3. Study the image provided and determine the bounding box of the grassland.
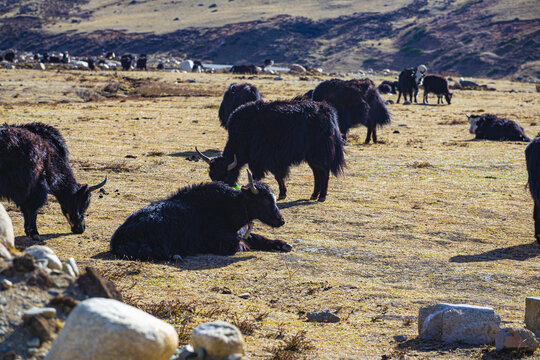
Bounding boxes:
[1,68,539,359]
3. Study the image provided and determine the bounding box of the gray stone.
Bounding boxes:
[191,321,244,358]
[0,203,14,251]
[23,307,56,323]
[306,310,340,323]
[1,279,12,290]
[418,303,501,345]
[495,327,539,351]
[0,244,11,260]
[67,258,80,277]
[273,76,283,81]
[393,335,408,342]
[238,293,250,299]
[525,296,540,332]
[25,246,62,271]
[27,338,40,348]
[46,298,178,360]
[63,262,76,277]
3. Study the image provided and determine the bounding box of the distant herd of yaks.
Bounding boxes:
[0,66,538,263]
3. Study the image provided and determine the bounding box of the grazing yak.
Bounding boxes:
[0,123,107,239]
[422,75,452,105]
[121,55,133,71]
[136,55,147,70]
[467,114,530,142]
[111,171,292,261]
[230,65,259,74]
[525,134,540,245]
[312,78,391,143]
[397,65,427,103]
[218,83,262,129]
[378,80,398,94]
[197,99,345,202]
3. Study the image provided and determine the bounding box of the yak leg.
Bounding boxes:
[21,182,48,240]
[534,204,540,244]
[309,165,321,200]
[244,233,292,252]
[317,171,330,202]
[22,207,40,240]
[365,127,373,144]
[423,91,428,104]
[274,175,287,200]
[372,127,378,143]
[396,91,402,104]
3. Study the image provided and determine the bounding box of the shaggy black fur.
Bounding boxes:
[230,65,258,74]
[218,83,262,129]
[136,55,147,70]
[0,123,106,239]
[121,54,133,71]
[110,181,291,261]
[422,75,452,105]
[397,68,421,103]
[526,134,540,245]
[312,78,391,143]
[468,114,530,141]
[202,99,345,201]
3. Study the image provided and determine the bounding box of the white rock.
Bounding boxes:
[27,338,40,348]
[1,279,12,290]
[0,244,11,260]
[62,262,76,277]
[181,60,194,72]
[191,321,244,358]
[39,63,46,70]
[0,203,15,250]
[23,307,56,322]
[525,296,540,332]
[67,257,80,277]
[419,303,501,345]
[495,327,539,351]
[46,298,178,360]
[25,246,62,271]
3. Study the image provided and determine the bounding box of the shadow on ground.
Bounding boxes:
[449,241,539,263]
[15,233,71,249]
[169,149,221,158]
[278,199,316,209]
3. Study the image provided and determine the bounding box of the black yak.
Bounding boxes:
[422,75,452,105]
[292,89,313,102]
[525,134,540,245]
[378,80,398,94]
[312,78,391,143]
[110,171,291,261]
[197,99,345,202]
[4,52,15,62]
[230,65,258,74]
[467,114,530,142]
[397,65,426,103]
[121,55,133,71]
[0,123,107,239]
[136,55,147,70]
[218,83,262,129]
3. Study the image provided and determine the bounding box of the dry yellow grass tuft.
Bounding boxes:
[1,69,539,359]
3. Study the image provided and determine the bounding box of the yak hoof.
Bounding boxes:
[281,243,293,252]
[310,194,318,201]
[30,233,41,241]
[278,194,287,201]
[317,197,326,202]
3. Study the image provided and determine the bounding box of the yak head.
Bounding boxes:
[196,147,240,186]
[445,92,453,105]
[241,170,285,228]
[466,114,481,134]
[61,176,107,234]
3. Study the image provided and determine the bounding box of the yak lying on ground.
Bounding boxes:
[197,99,345,202]
[467,114,530,141]
[312,78,391,143]
[397,65,426,103]
[230,65,258,74]
[218,83,262,129]
[378,80,398,94]
[292,89,313,102]
[0,123,107,239]
[111,172,291,261]
[422,75,452,105]
[525,134,540,245]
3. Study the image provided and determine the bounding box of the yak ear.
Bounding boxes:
[77,184,89,195]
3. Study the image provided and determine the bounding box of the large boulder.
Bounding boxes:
[525,296,540,332]
[191,321,244,358]
[0,203,14,250]
[289,64,307,73]
[418,303,501,345]
[25,246,62,270]
[495,327,539,351]
[181,60,194,72]
[45,298,178,360]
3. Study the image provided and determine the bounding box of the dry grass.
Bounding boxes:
[1,69,539,359]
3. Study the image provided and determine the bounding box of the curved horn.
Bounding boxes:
[88,176,107,193]
[246,169,259,195]
[195,147,212,164]
[227,154,238,171]
[465,113,471,119]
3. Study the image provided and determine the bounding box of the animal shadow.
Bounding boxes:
[169,149,221,158]
[449,241,539,263]
[395,338,480,353]
[278,199,316,209]
[14,233,70,248]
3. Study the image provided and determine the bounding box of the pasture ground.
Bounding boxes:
[0,69,539,359]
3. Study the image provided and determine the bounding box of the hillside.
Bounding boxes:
[0,0,539,77]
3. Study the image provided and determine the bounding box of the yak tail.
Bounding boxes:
[526,140,540,205]
[329,123,346,177]
[371,91,391,128]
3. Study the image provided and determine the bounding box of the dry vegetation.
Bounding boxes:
[1,69,539,359]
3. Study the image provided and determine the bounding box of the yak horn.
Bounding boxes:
[88,176,108,192]
[195,147,212,164]
[246,169,259,195]
[465,113,471,119]
[227,154,238,171]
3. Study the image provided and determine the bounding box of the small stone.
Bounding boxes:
[306,310,340,323]
[23,307,56,323]
[393,130,400,134]
[67,258,80,277]
[238,293,250,299]
[28,315,56,342]
[13,254,35,272]
[1,279,13,290]
[525,296,540,332]
[0,297,7,305]
[25,246,62,271]
[191,321,244,358]
[273,76,283,81]
[27,348,39,356]
[63,263,76,277]
[77,267,122,300]
[27,338,40,348]
[495,327,539,351]
[393,335,408,342]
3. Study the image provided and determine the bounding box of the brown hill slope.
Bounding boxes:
[0,0,539,77]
